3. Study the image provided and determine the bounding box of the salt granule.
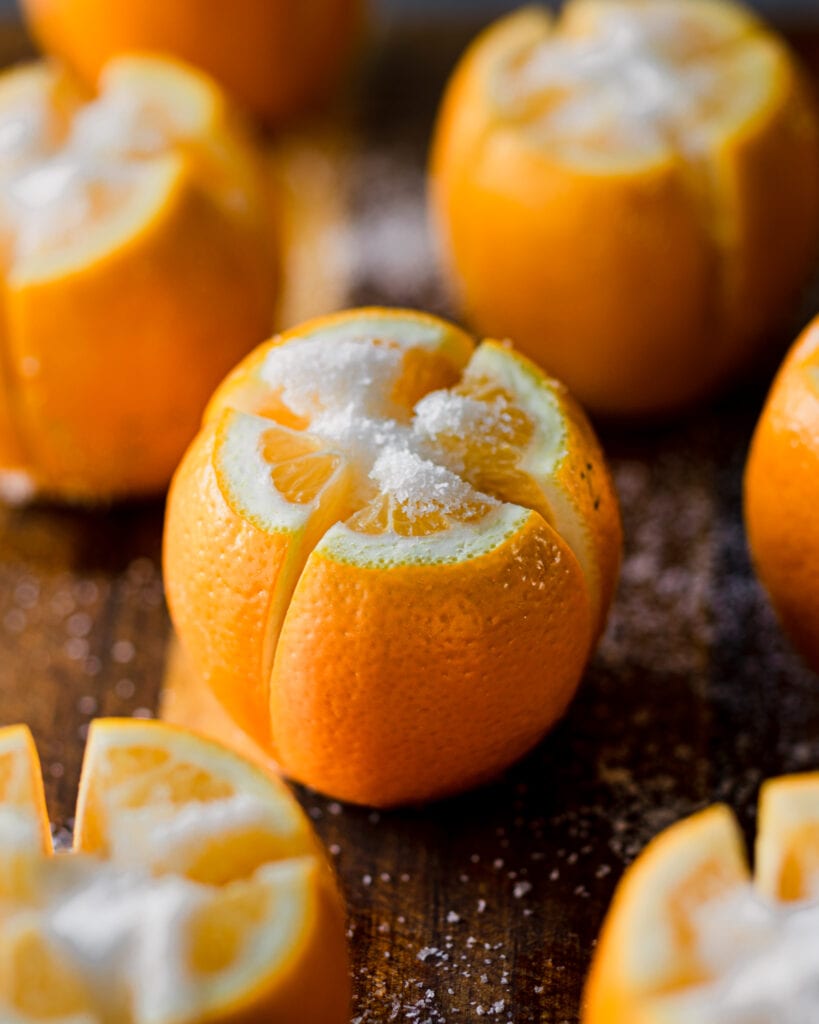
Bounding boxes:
[0,77,178,261]
[370,449,494,519]
[260,335,405,421]
[505,2,723,155]
[413,390,496,440]
[259,333,505,521]
[663,885,819,1021]
[45,859,208,1020]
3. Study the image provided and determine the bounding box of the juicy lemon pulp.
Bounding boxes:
[261,427,344,506]
[345,489,498,538]
[232,331,547,539]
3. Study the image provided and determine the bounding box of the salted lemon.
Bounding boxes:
[431,0,819,416]
[164,307,622,807]
[0,55,277,503]
[0,719,350,1024]
[584,774,819,1023]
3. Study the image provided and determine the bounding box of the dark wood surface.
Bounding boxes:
[2,15,819,1024]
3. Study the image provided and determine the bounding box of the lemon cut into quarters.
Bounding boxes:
[430,0,819,417]
[0,54,277,502]
[0,720,351,1024]
[165,307,622,806]
[583,773,819,1024]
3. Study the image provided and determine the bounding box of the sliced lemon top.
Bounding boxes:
[598,775,819,1024]
[0,721,345,1024]
[210,308,606,580]
[0,852,321,1024]
[491,0,786,169]
[0,56,230,282]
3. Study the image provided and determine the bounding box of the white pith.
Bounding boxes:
[464,343,600,603]
[216,411,339,533]
[319,502,535,567]
[0,725,321,1024]
[494,0,779,166]
[0,805,38,852]
[216,315,582,570]
[289,313,469,360]
[0,731,42,856]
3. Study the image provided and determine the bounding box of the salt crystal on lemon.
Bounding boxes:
[260,336,405,420]
[662,884,819,1022]
[505,2,723,156]
[371,448,493,518]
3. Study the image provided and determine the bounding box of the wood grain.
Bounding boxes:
[1,14,818,1024]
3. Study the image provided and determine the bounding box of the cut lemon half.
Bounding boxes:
[0,720,350,1024]
[0,55,277,502]
[584,774,819,1024]
[165,306,621,806]
[430,0,819,415]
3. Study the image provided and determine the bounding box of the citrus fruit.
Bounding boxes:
[0,55,277,503]
[745,315,819,674]
[0,725,52,879]
[0,719,351,1024]
[164,306,622,807]
[21,0,364,126]
[584,773,819,1023]
[430,0,819,417]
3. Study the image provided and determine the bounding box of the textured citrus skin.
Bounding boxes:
[163,416,331,752]
[21,0,363,125]
[430,2,819,417]
[270,510,590,806]
[0,719,351,1024]
[476,341,622,638]
[583,774,819,1024]
[553,381,622,639]
[0,57,278,502]
[745,317,819,673]
[165,307,620,807]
